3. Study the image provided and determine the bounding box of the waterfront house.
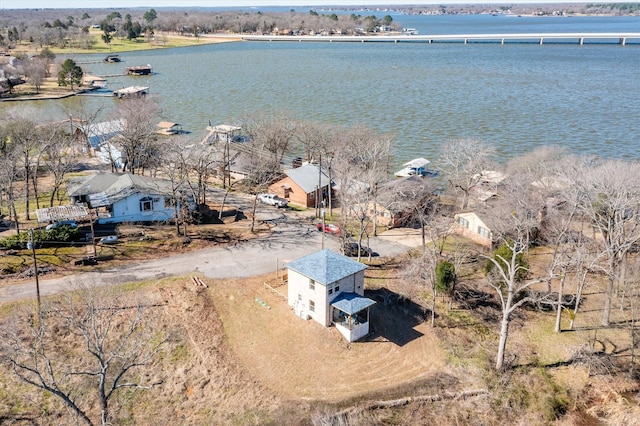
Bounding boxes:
[371,175,433,228]
[74,119,124,151]
[98,139,126,171]
[268,163,333,208]
[66,172,194,224]
[469,170,506,205]
[453,210,495,248]
[286,249,375,342]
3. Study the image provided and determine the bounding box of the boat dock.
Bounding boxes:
[112,86,149,98]
[242,32,640,45]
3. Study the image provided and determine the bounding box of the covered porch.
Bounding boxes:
[331,293,376,342]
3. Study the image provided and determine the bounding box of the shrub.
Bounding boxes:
[0,226,79,250]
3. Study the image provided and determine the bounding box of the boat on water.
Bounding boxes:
[394,157,437,178]
[402,28,419,35]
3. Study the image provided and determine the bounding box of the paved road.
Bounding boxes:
[0,205,415,304]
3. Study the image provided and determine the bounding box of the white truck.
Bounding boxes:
[257,193,288,208]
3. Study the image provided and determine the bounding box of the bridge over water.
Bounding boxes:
[242,33,640,45]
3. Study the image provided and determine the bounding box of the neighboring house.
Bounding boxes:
[99,139,125,171]
[66,173,194,224]
[286,249,376,342]
[268,163,333,208]
[74,120,124,151]
[371,175,430,228]
[469,170,506,205]
[453,210,495,248]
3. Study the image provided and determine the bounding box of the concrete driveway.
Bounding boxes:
[0,209,419,304]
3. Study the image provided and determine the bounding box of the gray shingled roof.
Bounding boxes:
[331,292,376,315]
[66,173,177,206]
[285,249,367,285]
[285,164,331,194]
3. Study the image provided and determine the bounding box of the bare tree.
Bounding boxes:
[63,98,105,154]
[483,180,544,370]
[575,159,640,326]
[30,122,67,211]
[0,283,165,426]
[162,140,208,235]
[379,176,443,248]
[4,106,41,221]
[402,250,438,326]
[182,143,221,207]
[623,270,640,378]
[332,124,391,259]
[41,128,79,207]
[244,110,296,166]
[24,56,46,93]
[438,138,496,210]
[112,97,161,175]
[507,148,580,333]
[0,123,21,227]
[294,120,339,216]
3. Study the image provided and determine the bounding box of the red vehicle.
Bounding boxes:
[316,222,340,235]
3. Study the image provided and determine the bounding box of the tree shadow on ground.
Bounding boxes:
[366,287,425,347]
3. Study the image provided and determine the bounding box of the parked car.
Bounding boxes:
[46,220,78,230]
[257,193,288,208]
[342,241,373,257]
[316,222,341,235]
[99,235,119,245]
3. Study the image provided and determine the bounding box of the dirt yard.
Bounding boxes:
[208,273,454,402]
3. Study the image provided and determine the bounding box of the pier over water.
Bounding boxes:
[242,33,640,46]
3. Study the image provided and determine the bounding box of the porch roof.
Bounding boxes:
[331,292,376,315]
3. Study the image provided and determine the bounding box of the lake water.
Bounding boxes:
[3,14,639,168]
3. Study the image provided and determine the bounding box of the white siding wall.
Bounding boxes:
[99,194,177,224]
[287,269,323,323]
[288,268,366,327]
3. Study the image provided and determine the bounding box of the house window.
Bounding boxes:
[457,216,469,228]
[328,287,333,295]
[309,300,315,312]
[309,279,315,291]
[478,226,490,238]
[139,197,153,212]
[335,285,340,293]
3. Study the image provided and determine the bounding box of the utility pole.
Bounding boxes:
[88,207,97,257]
[28,229,41,319]
[321,208,326,250]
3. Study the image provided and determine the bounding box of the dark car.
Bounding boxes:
[342,242,373,257]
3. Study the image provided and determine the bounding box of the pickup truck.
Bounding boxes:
[257,193,288,208]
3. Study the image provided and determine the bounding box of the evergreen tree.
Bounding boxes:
[57,59,83,91]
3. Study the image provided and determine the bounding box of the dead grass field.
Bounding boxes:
[208,273,452,403]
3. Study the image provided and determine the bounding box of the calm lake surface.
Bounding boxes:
[4,14,639,168]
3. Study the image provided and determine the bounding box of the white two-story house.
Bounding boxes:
[286,249,376,342]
